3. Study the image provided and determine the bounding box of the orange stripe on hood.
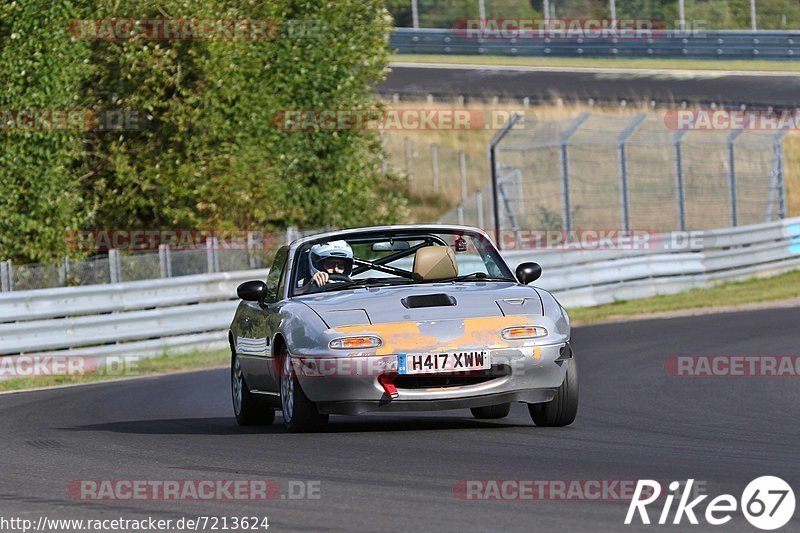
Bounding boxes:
[333,315,536,355]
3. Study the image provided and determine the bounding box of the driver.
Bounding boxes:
[308,240,354,287]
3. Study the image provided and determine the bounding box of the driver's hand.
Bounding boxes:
[311,271,329,286]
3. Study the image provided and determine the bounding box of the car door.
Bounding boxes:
[236,246,289,392]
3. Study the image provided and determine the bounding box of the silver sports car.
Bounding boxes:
[229,225,577,432]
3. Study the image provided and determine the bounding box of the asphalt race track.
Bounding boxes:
[1,307,798,532]
[381,63,800,108]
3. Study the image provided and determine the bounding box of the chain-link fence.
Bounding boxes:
[0,228,327,292]
[440,113,790,237]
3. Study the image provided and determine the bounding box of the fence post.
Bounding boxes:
[431,144,439,193]
[285,226,298,244]
[108,249,121,283]
[487,114,523,249]
[617,114,647,232]
[457,204,465,225]
[206,236,219,273]
[213,237,220,272]
[673,130,688,232]
[159,244,172,278]
[559,113,591,236]
[247,233,259,270]
[404,137,413,190]
[727,130,744,226]
[776,131,789,219]
[60,256,71,286]
[476,189,484,229]
[0,260,12,292]
[459,151,468,203]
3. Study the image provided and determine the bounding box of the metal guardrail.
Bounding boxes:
[0,270,267,357]
[390,28,800,60]
[503,218,800,307]
[0,219,798,358]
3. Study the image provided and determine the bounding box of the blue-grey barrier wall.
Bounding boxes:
[390,28,800,61]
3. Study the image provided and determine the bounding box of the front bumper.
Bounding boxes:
[292,342,570,415]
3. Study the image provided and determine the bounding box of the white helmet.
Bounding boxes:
[309,240,353,277]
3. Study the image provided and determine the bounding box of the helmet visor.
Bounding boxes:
[311,253,353,275]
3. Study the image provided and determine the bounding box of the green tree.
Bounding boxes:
[81,0,405,234]
[0,1,90,263]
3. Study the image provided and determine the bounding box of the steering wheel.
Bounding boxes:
[328,273,352,283]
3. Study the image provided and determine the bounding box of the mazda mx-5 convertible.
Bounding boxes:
[229,225,577,432]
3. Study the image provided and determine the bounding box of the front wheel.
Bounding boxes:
[280,352,329,432]
[529,357,578,427]
[232,352,275,426]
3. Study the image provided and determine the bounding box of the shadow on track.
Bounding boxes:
[60,414,534,435]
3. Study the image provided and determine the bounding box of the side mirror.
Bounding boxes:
[237,280,268,302]
[515,262,542,285]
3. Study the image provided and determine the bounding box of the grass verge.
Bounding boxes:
[391,54,800,73]
[0,348,229,393]
[568,269,800,325]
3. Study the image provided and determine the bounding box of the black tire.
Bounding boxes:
[232,352,275,426]
[529,357,579,427]
[470,403,511,419]
[279,352,329,433]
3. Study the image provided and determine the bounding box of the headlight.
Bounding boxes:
[501,326,547,340]
[329,336,382,349]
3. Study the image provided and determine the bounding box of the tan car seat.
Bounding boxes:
[412,246,458,281]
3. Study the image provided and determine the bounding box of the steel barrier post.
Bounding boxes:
[487,113,523,248]
[559,113,591,237]
[728,130,744,226]
[431,144,439,193]
[109,249,120,283]
[617,114,647,232]
[674,130,689,232]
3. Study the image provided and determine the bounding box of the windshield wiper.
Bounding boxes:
[444,272,516,282]
[317,277,411,292]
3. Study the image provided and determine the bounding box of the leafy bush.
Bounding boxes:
[0,1,90,263]
[1,0,405,264]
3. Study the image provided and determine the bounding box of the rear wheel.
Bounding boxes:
[232,352,275,426]
[280,352,329,432]
[470,403,511,419]
[529,358,578,427]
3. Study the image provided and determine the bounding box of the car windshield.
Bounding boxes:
[290,229,515,295]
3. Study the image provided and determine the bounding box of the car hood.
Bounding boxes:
[296,282,543,328]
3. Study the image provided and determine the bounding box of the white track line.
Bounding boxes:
[0,365,226,396]
[389,61,800,78]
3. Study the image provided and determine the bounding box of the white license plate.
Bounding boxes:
[397,351,490,375]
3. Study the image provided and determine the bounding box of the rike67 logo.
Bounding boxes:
[626,477,796,530]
